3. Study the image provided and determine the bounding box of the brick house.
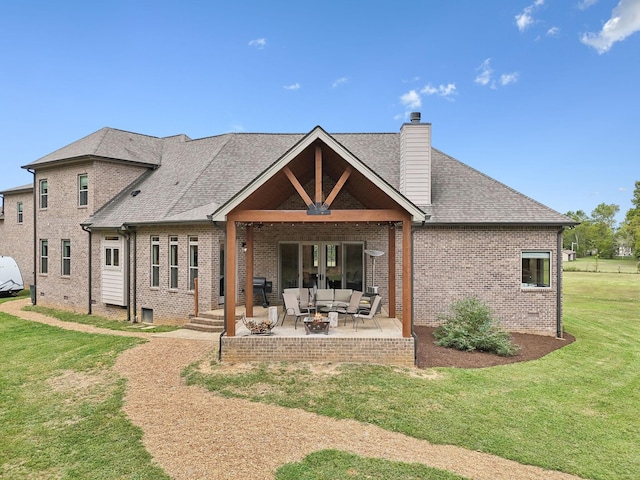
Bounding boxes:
[0,112,575,365]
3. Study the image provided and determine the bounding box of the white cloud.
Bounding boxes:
[547,26,560,36]
[332,77,349,88]
[515,0,545,32]
[474,58,493,86]
[581,0,640,53]
[283,83,300,90]
[619,186,628,192]
[400,90,421,109]
[248,38,267,49]
[421,83,457,98]
[500,72,520,85]
[579,0,600,9]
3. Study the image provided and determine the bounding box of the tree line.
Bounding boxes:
[563,181,640,259]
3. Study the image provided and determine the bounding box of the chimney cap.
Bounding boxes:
[410,112,421,123]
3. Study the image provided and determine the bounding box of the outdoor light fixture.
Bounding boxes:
[364,249,384,294]
[242,242,247,253]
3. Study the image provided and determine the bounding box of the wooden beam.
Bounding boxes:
[402,219,412,338]
[225,220,237,336]
[229,209,407,223]
[315,145,322,204]
[388,225,396,318]
[283,166,313,207]
[324,166,351,208]
[245,225,253,317]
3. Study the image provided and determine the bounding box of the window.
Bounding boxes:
[105,245,120,267]
[39,179,48,209]
[17,202,23,223]
[61,240,71,276]
[189,236,198,290]
[78,174,88,206]
[151,236,160,287]
[522,251,550,287]
[40,240,48,274]
[169,236,178,289]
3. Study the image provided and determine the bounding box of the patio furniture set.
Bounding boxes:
[281,288,383,333]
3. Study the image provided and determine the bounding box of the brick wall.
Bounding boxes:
[412,226,561,335]
[0,189,35,287]
[34,161,148,313]
[222,335,415,367]
[90,225,222,324]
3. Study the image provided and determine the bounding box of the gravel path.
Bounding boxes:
[2,298,585,480]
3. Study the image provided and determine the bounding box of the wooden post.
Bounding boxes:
[194,277,199,318]
[402,218,412,338]
[388,225,396,318]
[225,220,237,336]
[245,225,254,317]
[315,145,322,204]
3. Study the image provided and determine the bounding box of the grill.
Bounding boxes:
[252,277,272,308]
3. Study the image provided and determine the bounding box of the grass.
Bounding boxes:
[185,272,640,480]
[0,307,170,479]
[23,304,179,333]
[564,256,639,273]
[276,450,468,480]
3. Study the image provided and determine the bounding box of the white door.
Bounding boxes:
[101,236,126,306]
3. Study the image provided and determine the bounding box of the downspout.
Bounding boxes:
[411,220,428,365]
[81,224,92,314]
[212,220,226,361]
[556,227,564,339]
[118,225,131,322]
[132,228,138,323]
[27,168,37,305]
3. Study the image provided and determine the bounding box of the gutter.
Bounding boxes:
[557,227,564,338]
[81,224,92,314]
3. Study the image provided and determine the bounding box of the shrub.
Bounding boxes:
[433,296,519,356]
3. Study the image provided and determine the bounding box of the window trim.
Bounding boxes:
[521,250,551,288]
[78,173,88,207]
[189,236,198,291]
[151,236,160,288]
[169,236,179,289]
[61,239,71,276]
[39,179,48,209]
[40,239,48,275]
[17,201,23,224]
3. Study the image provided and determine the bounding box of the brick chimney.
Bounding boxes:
[400,112,431,207]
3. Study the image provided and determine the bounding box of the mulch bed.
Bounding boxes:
[414,326,575,369]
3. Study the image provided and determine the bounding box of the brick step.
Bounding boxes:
[182,322,224,333]
[181,312,243,333]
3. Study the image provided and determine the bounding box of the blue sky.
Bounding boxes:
[1,0,639,223]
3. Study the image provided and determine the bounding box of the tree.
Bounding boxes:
[589,203,619,259]
[620,181,640,257]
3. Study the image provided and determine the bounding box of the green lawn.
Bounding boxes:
[185,272,640,480]
[0,304,170,479]
[564,256,639,273]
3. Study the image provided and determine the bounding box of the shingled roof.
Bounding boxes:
[22,126,572,228]
[23,128,166,168]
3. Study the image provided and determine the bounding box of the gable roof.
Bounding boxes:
[209,126,426,222]
[20,125,572,228]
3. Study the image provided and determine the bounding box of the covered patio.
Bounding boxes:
[218,304,415,366]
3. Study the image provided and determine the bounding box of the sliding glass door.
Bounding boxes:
[279,242,364,294]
